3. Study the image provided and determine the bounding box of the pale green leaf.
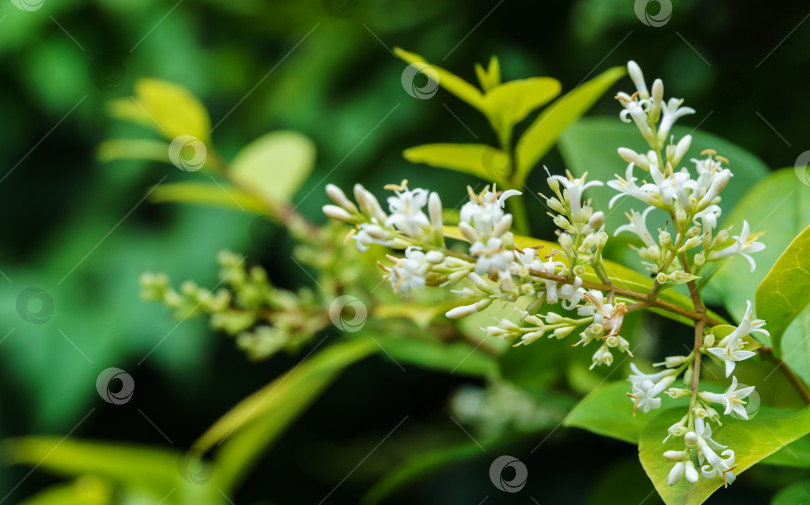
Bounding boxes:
[403,143,508,184]
[639,406,810,505]
[197,338,377,493]
[516,66,625,183]
[108,78,211,142]
[756,225,810,354]
[762,435,810,468]
[394,48,485,111]
[771,481,810,505]
[474,56,500,92]
[3,437,182,495]
[564,381,688,444]
[150,182,267,214]
[96,139,171,164]
[482,77,561,141]
[228,131,316,207]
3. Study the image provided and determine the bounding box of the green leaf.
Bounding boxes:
[96,139,171,164]
[756,225,810,355]
[515,66,625,183]
[150,181,267,214]
[639,406,810,505]
[394,48,486,111]
[3,437,182,495]
[16,478,112,505]
[710,169,810,382]
[564,380,688,444]
[482,77,561,142]
[474,56,500,92]
[403,143,508,184]
[771,481,810,505]
[762,435,810,468]
[228,131,316,207]
[557,117,769,230]
[108,78,211,142]
[375,335,498,378]
[196,338,377,493]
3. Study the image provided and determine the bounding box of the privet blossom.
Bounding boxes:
[322,60,766,489]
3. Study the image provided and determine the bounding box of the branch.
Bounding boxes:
[527,268,723,326]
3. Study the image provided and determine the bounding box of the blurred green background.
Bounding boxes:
[1,0,809,503]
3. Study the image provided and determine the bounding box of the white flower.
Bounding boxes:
[385,186,430,237]
[630,375,675,414]
[354,219,393,252]
[708,220,766,271]
[657,97,695,144]
[706,345,756,378]
[628,363,677,384]
[470,237,514,276]
[460,187,520,241]
[558,276,585,310]
[707,300,767,376]
[388,246,433,295]
[697,436,737,487]
[701,376,756,419]
[615,206,657,249]
[549,173,604,223]
[531,258,566,304]
[607,163,656,208]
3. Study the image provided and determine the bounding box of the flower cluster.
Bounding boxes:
[323,60,769,490]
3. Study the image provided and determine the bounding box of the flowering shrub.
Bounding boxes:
[9,52,810,505]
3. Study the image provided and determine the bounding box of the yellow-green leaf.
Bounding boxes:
[394,48,486,111]
[150,181,267,214]
[516,66,625,182]
[17,478,112,505]
[482,77,561,138]
[228,131,316,207]
[756,225,810,355]
[108,78,211,142]
[197,338,377,493]
[474,56,500,92]
[639,406,810,505]
[403,143,508,184]
[96,139,171,164]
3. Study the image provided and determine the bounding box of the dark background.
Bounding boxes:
[1,0,808,503]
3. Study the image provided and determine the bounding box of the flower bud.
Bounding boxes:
[553,326,575,339]
[326,183,357,212]
[656,272,668,284]
[627,60,648,99]
[587,211,605,230]
[684,431,698,447]
[703,332,715,347]
[650,78,664,123]
[573,264,587,276]
[672,135,692,167]
[664,450,686,461]
[323,204,353,222]
[428,192,443,229]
